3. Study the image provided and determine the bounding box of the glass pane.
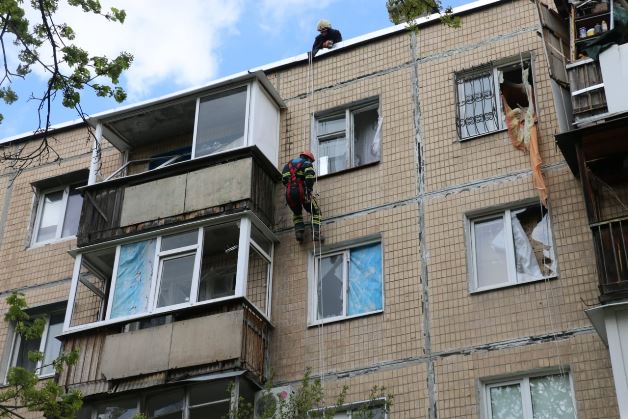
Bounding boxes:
[353,108,380,166]
[198,223,239,302]
[14,335,41,372]
[156,254,196,307]
[40,313,64,376]
[247,246,270,313]
[318,254,344,319]
[37,190,63,242]
[71,248,114,327]
[61,187,83,237]
[110,240,156,319]
[318,136,348,175]
[189,380,231,406]
[189,402,230,419]
[530,375,576,419]
[195,88,247,157]
[474,217,510,289]
[96,399,138,419]
[512,207,556,282]
[251,224,272,255]
[352,407,386,419]
[147,389,184,419]
[489,384,524,419]
[348,243,383,316]
[161,230,198,251]
[317,115,345,136]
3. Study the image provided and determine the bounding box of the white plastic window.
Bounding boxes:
[485,374,576,419]
[469,205,556,292]
[33,184,84,244]
[6,311,64,380]
[315,100,381,176]
[312,242,383,324]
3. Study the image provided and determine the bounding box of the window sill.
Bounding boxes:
[469,275,558,295]
[317,160,379,180]
[28,235,76,250]
[307,309,383,328]
[458,127,508,142]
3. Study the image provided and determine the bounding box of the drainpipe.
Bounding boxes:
[88,122,103,185]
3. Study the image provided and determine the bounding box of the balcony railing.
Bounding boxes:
[566,59,608,121]
[58,299,271,396]
[78,147,278,246]
[591,217,628,302]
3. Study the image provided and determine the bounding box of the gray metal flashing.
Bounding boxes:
[585,301,628,345]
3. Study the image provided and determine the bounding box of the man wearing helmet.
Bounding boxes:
[312,19,342,57]
[282,151,322,243]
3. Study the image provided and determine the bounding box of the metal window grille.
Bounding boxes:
[455,67,502,140]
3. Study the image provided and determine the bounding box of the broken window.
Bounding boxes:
[313,241,383,323]
[469,204,556,292]
[484,374,576,419]
[194,87,248,158]
[456,58,533,140]
[66,218,273,331]
[314,99,381,176]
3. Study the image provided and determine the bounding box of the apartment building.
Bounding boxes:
[0,0,625,417]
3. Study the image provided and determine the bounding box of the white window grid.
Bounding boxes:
[313,100,380,175]
[309,398,389,418]
[31,184,81,246]
[5,313,61,382]
[468,207,555,293]
[482,373,577,419]
[65,216,274,333]
[309,240,384,326]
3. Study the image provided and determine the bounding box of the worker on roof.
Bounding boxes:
[312,19,342,57]
[282,151,323,243]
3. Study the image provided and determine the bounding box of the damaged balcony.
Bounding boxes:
[59,216,274,395]
[556,114,628,302]
[79,71,284,246]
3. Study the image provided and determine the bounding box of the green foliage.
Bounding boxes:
[386,0,461,30]
[228,368,393,419]
[0,0,132,161]
[1,293,82,418]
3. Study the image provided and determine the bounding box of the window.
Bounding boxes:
[312,241,383,324]
[33,184,84,244]
[455,59,533,140]
[484,374,576,419]
[193,87,248,158]
[468,204,556,292]
[67,217,274,330]
[310,400,388,419]
[314,99,381,175]
[6,311,64,380]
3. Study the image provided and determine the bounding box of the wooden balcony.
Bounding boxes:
[566,59,607,120]
[78,147,279,247]
[591,217,628,302]
[58,299,271,396]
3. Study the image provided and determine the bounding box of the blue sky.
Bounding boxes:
[1,0,469,139]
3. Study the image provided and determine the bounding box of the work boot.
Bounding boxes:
[295,230,304,243]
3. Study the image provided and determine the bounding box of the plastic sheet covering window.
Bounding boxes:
[110,239,156,319]
[511,209,556,281]
[347,242,383,316]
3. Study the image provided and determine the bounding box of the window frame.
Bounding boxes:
[455,57,534,141]
[4,310,64,382]
[65,215,275,333]
[309,238,384,326]
[31,183,84,246]
[309,397,389,418]
[467,204,557,293]
[313,98,381,176]
[481,372,577,419]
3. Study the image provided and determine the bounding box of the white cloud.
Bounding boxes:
[26,0,244,100]
[258,0,337,32]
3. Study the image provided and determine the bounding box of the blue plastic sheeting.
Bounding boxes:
[347,243,383,316]
[110,239,156,319]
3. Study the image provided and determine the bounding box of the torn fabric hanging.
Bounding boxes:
[501,66,549,206]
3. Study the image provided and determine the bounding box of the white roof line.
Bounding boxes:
[0,118,85,147]
[0,0,501,145]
